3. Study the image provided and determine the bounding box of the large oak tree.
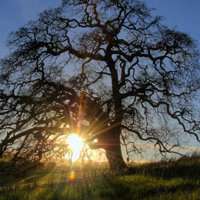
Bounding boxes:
[1,0,200,172]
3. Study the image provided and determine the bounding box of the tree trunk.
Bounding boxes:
[90,128,127,173]
[103,128,128,173]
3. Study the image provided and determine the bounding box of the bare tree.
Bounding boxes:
[1,0,200,172]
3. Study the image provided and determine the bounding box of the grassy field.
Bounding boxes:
[1,157,200,200]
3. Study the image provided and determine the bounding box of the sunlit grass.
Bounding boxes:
[1,156,200,200]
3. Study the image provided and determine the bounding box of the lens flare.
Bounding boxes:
[68,170,76,182]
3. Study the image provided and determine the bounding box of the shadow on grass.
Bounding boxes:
[129,156,200,180]
[104,176,200,200]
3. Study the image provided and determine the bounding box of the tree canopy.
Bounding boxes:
[0,0,200,172]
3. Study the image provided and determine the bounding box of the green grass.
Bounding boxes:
[1,157,200,200]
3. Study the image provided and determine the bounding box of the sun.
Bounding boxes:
[66,134,85,162]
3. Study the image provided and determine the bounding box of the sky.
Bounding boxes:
[0,0,60,57]
[0,0,200,58]
[144,0,200,43]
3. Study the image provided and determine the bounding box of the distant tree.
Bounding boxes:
[0,0,200,172]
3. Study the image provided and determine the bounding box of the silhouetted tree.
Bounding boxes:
[1,0,200,172]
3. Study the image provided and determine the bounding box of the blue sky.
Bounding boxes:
[0,0,200,58]
[144,0,200,42]
[0,0,60,57]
